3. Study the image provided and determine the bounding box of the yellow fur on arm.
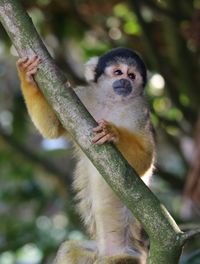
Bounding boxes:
[19,74,65,139]
[116,127,154,177]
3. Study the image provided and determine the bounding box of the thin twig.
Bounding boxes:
[180,228,200,245]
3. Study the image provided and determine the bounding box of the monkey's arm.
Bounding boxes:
[116,126,154,176]
[93,120,154,177]
[17,57,65,139]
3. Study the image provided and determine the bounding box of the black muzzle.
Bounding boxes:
[112,78,132,97]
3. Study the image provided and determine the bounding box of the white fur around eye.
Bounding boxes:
[104,65,114,76]
[84,56,99,82]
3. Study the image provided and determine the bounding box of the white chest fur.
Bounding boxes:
[75,85,149,134]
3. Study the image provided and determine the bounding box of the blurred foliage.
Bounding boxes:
[0,0,200,263]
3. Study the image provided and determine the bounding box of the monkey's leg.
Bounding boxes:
[54,240,97,264]
[75,154,145,258]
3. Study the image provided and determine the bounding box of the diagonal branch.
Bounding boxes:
[0,1,199,263]
[180,228,200,246]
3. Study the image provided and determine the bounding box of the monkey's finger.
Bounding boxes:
[17,56,37,71]
[94,134,112,145]
[93,121,110,132]
[25,68,39,83]
[92,125,104,132]
[16,57,28,68]
[26,68,38,78]
[92,131,106,143]
[26,57,41,72]
[23,55,39,69]
[97,119,109,127]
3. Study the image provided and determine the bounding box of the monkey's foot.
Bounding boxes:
[92,119,119,145]
[16,55,41,85]
[94,255,143,264]
[54,240,97,264]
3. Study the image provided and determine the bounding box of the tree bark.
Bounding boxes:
[0,0,199,263]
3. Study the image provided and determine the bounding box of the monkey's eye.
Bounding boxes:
[128,73,136,80]
[114,69,123,75]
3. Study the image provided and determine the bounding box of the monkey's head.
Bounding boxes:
[85,47,147,101]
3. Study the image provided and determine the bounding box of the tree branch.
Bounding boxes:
[180,228,200,246]
[0,1,199,263]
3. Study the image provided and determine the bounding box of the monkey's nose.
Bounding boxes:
[120,78,129,87]
[113,78,132,96]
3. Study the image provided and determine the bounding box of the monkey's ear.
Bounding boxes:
[84,57,99,83]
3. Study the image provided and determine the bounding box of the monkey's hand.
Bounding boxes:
[16,55,41,86]
[92,119,119,145]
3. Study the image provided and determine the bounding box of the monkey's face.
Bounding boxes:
[97,63,144,101]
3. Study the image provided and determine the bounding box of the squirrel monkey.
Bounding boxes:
[16,48,155,264]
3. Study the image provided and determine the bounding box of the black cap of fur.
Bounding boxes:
[94,47,147,87]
